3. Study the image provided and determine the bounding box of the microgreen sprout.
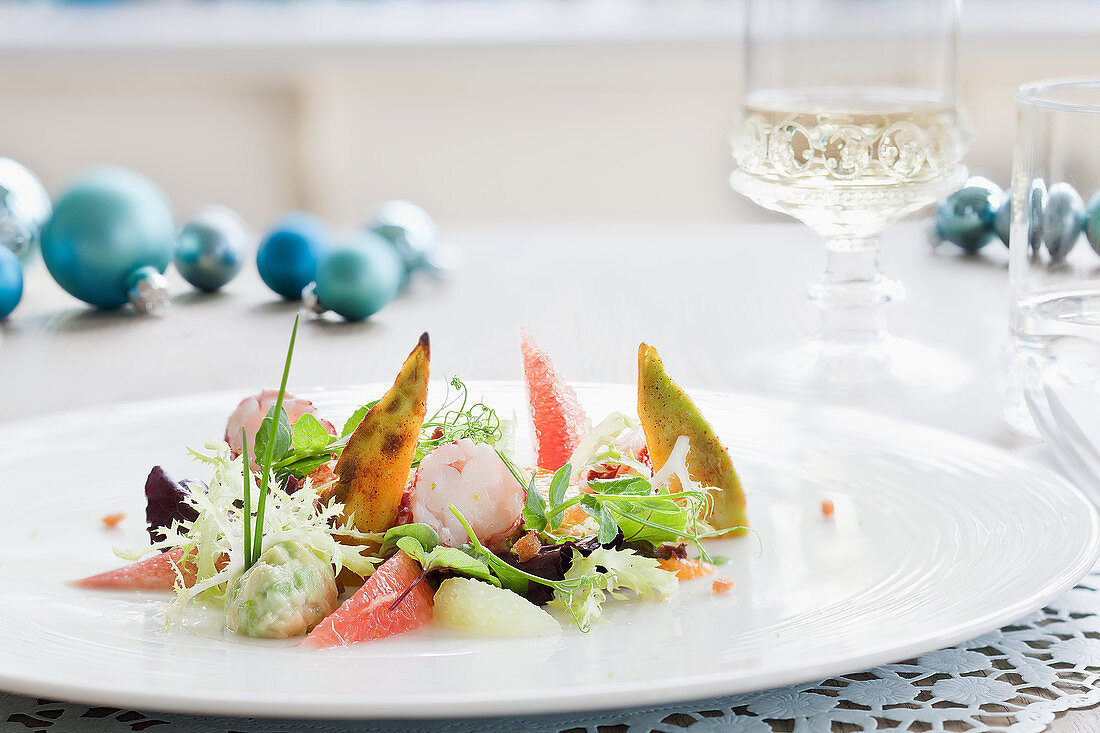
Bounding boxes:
[413,376,504,466]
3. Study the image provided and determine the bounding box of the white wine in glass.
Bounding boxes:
[731,0,970,401]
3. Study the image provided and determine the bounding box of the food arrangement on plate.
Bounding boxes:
[75,319,751,646]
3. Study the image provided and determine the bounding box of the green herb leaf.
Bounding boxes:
[424,547,500,586]
[282,454,333,481]
[580,495,619,545]
[547,464,571,530]
[341,402,378,438]
[381,523,442,556]
[254,406,292,464]
[607,497,692,547]
[589,476,652,496]
[293,413,333,453]
[395,536,426,565]
[521,471,547,533]
[548,464,571,507]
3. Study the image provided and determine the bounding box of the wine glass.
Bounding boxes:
[730,0,970,401]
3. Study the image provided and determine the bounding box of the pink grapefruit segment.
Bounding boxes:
[74,548,196,590]
[301,551,433,648]
[74,549,229,590]
[520,331,587,471]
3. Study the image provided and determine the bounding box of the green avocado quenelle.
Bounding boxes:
[225,541,339,638]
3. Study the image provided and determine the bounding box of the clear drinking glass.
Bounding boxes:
[731,0,970,401]
[1007,79,1100,434]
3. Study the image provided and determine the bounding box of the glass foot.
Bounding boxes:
[743,335,972,405]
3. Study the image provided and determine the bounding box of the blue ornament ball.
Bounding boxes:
[0,246,23,319]
[257,212,330,300]
[934,177,1003,253]
[40,168,174,309]
[313,232,403,321]
[1086,191,1100,255]
[367,200,438,276]
[1041,182,1084,264]
[994,195,1012,247]
[174,206,247,292]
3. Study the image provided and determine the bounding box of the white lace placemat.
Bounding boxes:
[6,563,1100,733]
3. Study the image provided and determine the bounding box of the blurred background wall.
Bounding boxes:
[0,0,1095,228]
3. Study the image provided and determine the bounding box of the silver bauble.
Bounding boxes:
[0,159,51,262]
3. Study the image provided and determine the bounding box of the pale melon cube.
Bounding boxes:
[434,577,561,637]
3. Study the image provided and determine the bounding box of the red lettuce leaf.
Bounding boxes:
[145,466,199,547]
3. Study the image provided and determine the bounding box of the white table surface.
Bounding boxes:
[1,221,1016,433]
[3,219,1092,731]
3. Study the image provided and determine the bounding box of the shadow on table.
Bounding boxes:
[929,243,1009,270]
[14,304,143,335]
[305,316,384,337]
[248,299,302,316]
[174,290,234,307]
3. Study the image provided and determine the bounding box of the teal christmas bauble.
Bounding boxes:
[0,158,51,264]
[1041,182,1084,263]
[0,246,22,319]
[40,168,175,309]
[994,195,1012,247]
[367,200,438,276]
[934,178,1003,253]
[311,232,403,321]
[175,206,247,292]
[256,212,329,300]
[1086,191,1100,255]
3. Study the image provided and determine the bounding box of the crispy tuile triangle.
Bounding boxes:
[637,343,747,534]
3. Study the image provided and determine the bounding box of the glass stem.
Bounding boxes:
[808,236,905,346]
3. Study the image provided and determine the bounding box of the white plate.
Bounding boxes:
[0,382,1096,719]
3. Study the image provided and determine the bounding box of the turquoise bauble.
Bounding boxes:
[311,232,403,321]
[0,246,22,319]
[0,159,51,264]
[367,200,438,277]
[175,206,247,292]
[934,178,1003,253]
[256,212,329,300]
[994,195,1011,247]
[1086,191,1100,255]
[1041,182,1084,264]
[40,168,174,309]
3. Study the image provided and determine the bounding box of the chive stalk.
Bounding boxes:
[252,314,300,563]
[241,428,253,568]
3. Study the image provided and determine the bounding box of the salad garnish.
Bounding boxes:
[256,375,506,486]
[505,442,722,562]
[85,326,754,644]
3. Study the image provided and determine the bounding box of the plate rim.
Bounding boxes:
[0,382,1096,719]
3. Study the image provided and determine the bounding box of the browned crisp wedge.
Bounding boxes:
[637,342,747,534]
[326,333,430,542]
